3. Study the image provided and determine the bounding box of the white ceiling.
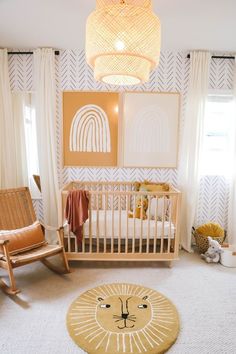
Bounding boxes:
[0,0,236,52]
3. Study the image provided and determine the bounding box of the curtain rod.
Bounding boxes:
[7,52,234,59]
[7,50,60,55]
[187,54,235,60]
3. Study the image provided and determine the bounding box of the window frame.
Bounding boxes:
[200,89,235,177]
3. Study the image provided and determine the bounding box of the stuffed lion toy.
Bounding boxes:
[128,197,148,220]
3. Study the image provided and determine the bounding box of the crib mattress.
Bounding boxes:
[82,210,175,239]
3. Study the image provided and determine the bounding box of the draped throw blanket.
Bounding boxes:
[65,190,89,243]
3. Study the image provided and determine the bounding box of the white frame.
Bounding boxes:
[120,92,180,168]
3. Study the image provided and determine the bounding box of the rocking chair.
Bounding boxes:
[0,187,70,295]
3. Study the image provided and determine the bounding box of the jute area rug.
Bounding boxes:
[67,283,179,354]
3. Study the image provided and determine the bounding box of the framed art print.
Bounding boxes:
[63,91,119,167]
[121,92,180,168]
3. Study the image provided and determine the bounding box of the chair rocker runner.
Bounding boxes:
[0,187,70,295]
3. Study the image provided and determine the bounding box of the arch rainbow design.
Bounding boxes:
[69,104,111,153]
[128,104,170,154]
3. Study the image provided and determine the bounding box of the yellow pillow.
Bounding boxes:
[196,223,224,237]
[0,221,46,255]
[139,181,169,192]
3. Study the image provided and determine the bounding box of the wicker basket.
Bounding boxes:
[192,227,226,253]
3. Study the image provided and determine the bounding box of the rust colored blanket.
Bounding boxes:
[65,190,89,243]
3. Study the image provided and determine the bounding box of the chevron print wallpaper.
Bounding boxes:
[8,50,234,229]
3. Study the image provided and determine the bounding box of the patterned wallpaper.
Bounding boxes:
[8,50,234,229]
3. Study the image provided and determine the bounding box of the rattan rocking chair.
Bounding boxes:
[0,187,70,295]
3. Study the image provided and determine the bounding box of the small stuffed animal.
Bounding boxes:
[201,236,223,263]
[128,197,148,220]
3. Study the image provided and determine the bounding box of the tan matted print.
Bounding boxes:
[63,91,119,166]
[67,283,179,354]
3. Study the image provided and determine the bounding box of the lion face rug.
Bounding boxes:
[67,283,179,354]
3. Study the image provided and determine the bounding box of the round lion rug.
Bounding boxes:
[67,283,179,354]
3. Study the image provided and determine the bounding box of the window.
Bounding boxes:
[24,93,41,198]
[200,94,235,176]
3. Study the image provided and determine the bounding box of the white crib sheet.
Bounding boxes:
[83,210,175,239]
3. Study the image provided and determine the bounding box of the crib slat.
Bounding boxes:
[118,195,121,254]
[118,183,123,254]
[127,186,131,210]
[112,194,114,254]
[174,194,181,255]
[147,195,151,253]
[75,232,78,253]
[81,188,86,253]
[82,226,85,253]
[167,197,172,254]
[132,195,136,253]
[140,195,143,253]
[126,194,129,254]
[104,193,107,253]
[89,194,92,253]
[96,194,99,253]
[161,196,165,254]
[154,197,158,253]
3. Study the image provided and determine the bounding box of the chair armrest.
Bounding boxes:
[41,222,69,232]
[40,223,66,246]
[40,223,60,232]
[0,239,10,245]
[0,239,10,259]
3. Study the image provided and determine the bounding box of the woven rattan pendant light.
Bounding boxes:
[86,0,161,85]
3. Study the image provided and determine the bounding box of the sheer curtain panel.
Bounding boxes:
[34,49,59,239]
[179,51,211,251]
[12,92,29,187]
[227,58,236,248]
[0,49,28,188]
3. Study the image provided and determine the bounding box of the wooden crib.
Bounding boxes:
[60,181,181,265]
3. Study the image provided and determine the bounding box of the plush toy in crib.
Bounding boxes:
[128,197,148,220]
[201,236,223,263]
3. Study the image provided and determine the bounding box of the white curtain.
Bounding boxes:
[34,48,59,236]
[227,58,236,248]
[12,92,29,186]
[179,51,211,252]
[0,49,28,188]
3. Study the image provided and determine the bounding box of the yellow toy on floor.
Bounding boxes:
[193,222,225,253]
[196,222,224,237]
